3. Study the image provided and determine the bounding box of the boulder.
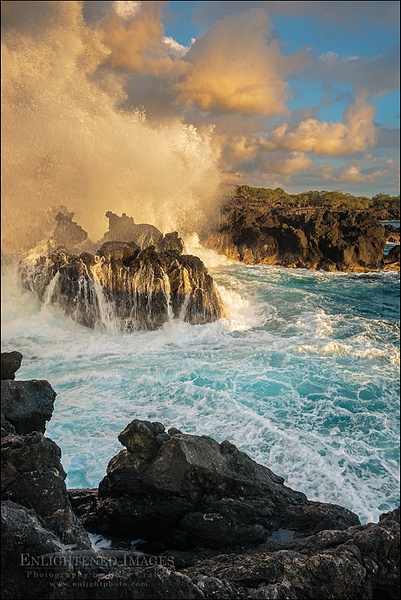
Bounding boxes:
[1,379,56,434]
[76,420,359,550]
[1,351,23,380]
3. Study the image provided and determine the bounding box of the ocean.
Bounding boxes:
[1,238,400,525]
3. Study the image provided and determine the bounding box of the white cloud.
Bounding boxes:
[113,1,142,20]
[163,36,193,58]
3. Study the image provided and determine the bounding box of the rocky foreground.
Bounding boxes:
[202,197,400,271]
[1,352,399,599]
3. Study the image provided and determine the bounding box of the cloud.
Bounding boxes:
[163,35,194,58]
[376,126,400,148]
[253,151,313,175]
[173,9,305,115]
[313,163,389,184]
[101,0,179,75]
[300,47,400,98]
[113,1,142,20]
[265,94,377,156]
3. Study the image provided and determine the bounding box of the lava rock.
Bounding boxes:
[78,420,359,550]
[1,429,91,549]
[182,507,400,599]
[160,232,186,254]
[1,380,56,434]
[19,243,223,331]
[101,211,163,250]
[384,244,400,265]
[53,211,88,248]
[1,351,23,380]
[203,201,388,272]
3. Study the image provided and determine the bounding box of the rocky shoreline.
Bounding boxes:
[1,352,399,599]
[202,198,400,272]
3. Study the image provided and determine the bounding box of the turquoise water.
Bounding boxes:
[1,249,399,524]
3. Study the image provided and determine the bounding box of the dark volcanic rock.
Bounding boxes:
[203,201,388,271]
[384,244,400,266]
[76,420,359,551]
[53,211,88,248]
[1,428,90,549]
[182,507,400,600]
[1,351,23,380]
[97,240,140,263]
[160,231,186,254]
[19,244,223,331]
[2,501,205,600]
[100,211,163,250]
[1,379,56,434]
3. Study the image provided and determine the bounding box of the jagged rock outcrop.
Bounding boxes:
[1,351,23,380]
[100,211,163,250]
[19,243,223,330]
[53,211,88,248]
[74,419,359,551]
[1,429,91,549]
[1,379,56,434]
[384,224,400,243]
[203,201,388,271]
[160,231,186,254]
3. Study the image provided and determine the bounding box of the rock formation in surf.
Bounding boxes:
[203,197,390,271]
[1,353,400,599]
[100,211,164,250]
[20,240,223,330]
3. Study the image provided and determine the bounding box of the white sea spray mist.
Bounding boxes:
[1,1,222,254]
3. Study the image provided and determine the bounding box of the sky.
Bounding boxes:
[1,2,400,241]
[83,0,400,197]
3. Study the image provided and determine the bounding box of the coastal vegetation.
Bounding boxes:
[234,185,400,216]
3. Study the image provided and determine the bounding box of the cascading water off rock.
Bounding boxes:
[19,242,223,331]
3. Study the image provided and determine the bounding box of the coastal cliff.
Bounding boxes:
[1,353,399,599]
[202,196,398,271]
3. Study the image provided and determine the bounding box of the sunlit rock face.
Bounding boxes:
[19,242,223,331]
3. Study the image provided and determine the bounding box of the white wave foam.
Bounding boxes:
[217,284,268,331]
[184,233,234,268]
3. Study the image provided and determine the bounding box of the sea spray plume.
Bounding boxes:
[1,1,222,254]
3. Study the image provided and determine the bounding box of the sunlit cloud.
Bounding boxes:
[265,94,377,156]
[102,1,178,75]
[174,9,305,115]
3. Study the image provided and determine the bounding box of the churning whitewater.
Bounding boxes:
[1,240,399,525]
